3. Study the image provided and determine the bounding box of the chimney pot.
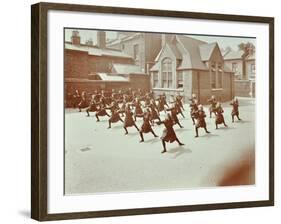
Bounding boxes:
[97,31,106,49]
[71,30,81,45]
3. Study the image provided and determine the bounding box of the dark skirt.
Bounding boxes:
[151,110,159,120]
[215,114,225,124]
[109,113,121,123]
[135,107,143,116]
[231,110,239,116]
[124,116,135,127]
[141,122,152,133]
[196,119,206,128]
[161,128,177,143]
[78,100,88,109]
[96,109,108,116]
[158,103,165,112]
[87,104,97,112]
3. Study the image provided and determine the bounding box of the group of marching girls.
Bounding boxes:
[69,88,241,154]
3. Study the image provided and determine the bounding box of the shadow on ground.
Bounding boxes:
[167,146,192,158]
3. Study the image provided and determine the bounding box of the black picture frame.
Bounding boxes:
[31,2,274,221]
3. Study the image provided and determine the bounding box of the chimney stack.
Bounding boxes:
[161,34,173,47]
[96,31,106,49]
[71,30,81,45]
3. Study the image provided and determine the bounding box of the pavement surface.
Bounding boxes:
[64,98,255,195]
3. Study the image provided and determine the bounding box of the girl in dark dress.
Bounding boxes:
[207,95,217,118]
[123,104,139,135]
[148,100,161,125]
[133,98,144,121]
[95,104,110,122]
[78,91,88,112]
[158,113,184,153]
[214,102,228,129]
[167,104,184,128]
[86,94,98,117]
[139,109,158,142]
[157,95,167,114]
[194,105,211,137]
[230,98,242,122]
[72,89,81,108]
[108,106,123,129]
[118,99,126,117]
[175,101,185,118]
[190,98,198,125]
[175,94,185,111]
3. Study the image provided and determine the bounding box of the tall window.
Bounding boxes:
[177,71,183,88]
[133,44,139,60]
[217,63,223,88]
[210,62,223,89]
[162,58,172,88]
[250,63,256,74]
[153,72,159,87]
[232,62,238,72]
[211,63,216,89]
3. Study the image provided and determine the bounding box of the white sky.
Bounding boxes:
[64,28,255,51]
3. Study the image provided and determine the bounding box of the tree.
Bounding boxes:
[238,42,255,56]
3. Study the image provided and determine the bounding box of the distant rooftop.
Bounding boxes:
[223,50,245,60]
[111,64,146,75]
[65,42,133,59]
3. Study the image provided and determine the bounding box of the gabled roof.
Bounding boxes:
[111,64,145,74]
[150,35,233,73]
[199,42,217,61]
[151,35,210,71]
[223,50,245,60]
[65,43,133,59]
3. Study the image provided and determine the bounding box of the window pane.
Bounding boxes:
[162,58,172,88]
[218,72,222,88]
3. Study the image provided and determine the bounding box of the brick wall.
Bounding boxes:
[64,49,134,78]
[234,80,255,97]
[64,50,89,78]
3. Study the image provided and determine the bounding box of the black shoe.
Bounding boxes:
[206,131,211,134]
[125,132,128,135]
[161,150,166,153]
[179,143,184,146]
[139,140,144,143]
[195,135,199,138]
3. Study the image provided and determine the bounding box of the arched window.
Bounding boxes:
[162,58,172,88]
[210,62,223,89]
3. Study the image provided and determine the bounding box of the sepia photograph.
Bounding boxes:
[63,28,256,195]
